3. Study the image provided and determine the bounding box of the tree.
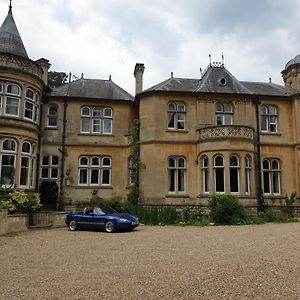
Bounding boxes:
[48,71,68,89]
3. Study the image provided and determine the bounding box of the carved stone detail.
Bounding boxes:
[199,125,254,141]
[0,53,42,78]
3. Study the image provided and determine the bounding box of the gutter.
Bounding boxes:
[254,95,265,211]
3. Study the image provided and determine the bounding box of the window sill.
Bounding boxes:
[165,129,188,133]
[45,127,58,130]
[166,194,190,198]
[75,185,113,189]
[78,133,114,137]
[260,132,281,136]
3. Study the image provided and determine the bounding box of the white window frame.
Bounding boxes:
[167,156,186,194]
[80,106,113,135]
[215,102,233,126]
[19,142,32,188]
[0,138,17,188]
[40,155,59,179]
[201,156,209,194]
[245,156,251,194]
[78,156,112,186]
[262,159,281,195]
[24,88,38,122]
[260,105,278,133]
[214,155,225,194]
[229,155,240,194]
[167,102,186,131]
[47,105,58,128]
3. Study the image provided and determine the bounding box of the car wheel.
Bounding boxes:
[69,219,78,231]
[105,221,116,233]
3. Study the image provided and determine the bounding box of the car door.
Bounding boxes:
[85,209,106,230]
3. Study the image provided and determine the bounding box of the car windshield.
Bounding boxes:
[94,206,117,215]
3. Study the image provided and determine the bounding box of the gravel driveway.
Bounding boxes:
[0,223,300,300]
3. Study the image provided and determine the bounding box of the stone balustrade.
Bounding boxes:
[198,125,254,141]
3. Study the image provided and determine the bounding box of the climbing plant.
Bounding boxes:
[127,119,141,206]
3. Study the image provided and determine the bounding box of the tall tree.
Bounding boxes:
[48,71,68,89]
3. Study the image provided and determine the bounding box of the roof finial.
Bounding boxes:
[209,54,212,65]
[222,55,224,66]
[9,0,12,9]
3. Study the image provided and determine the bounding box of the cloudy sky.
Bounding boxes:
[0,0,299,94]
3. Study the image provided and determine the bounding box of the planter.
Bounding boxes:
[0,209,8,235]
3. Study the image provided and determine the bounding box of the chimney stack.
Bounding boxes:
[134,63,145,95]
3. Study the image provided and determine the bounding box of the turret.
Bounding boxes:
[281,55,300,95]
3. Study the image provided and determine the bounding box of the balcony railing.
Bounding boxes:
[198,125,254,141]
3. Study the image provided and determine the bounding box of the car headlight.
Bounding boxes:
[118,218,129,223]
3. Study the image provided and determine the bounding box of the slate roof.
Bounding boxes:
[240,81,286,96]
[195,65,252,94]
[51,78,134,102]
[0,6,28,58]
[143,64,287,97]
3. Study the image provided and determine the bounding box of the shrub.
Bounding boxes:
[129,206,179,225]
[280,193,295,218]
[208,195,246,225]
[0,190,42,213]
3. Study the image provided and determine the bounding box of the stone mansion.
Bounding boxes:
[1,5,300,209]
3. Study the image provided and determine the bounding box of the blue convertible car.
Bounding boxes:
[65,206,139,233]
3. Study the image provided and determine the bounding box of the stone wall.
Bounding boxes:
[0,211,68,236]
[7,214,28,234]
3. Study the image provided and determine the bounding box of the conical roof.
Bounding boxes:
[0,6,28,58]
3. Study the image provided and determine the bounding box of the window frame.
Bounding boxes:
[215,102,233,126]
[229,155,240,194]
[201,155,209,194]
[260,105,278,133]
[0,138,17,188]
[167,156,186,194]
[262,159,281,195]
[78,156,112,187]
[47,105,58,128]
[40,155,59,180]
[214,155,225,194]
[167,102,186,131]
[80,106,113,135]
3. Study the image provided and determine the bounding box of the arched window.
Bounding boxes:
[245,156,251,194]
[215,102,233,125]
[47,105,58,128]
[263,159,281,194]
[0,139,17,187]
[260,105,278,133]
[167,102,186,130]
[168,157,186,193]
[24,88,38,122]
[80,106,113,134]
[214,155,224,193]
[229,155,239,193]
[5,83,21,116]
[102,157,111,185]
[201,156,209,194]
[19,142,32,187]
[78,156,112,186]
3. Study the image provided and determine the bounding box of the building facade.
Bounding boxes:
[1,5,300,208]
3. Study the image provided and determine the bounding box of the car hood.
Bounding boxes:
[109,213,137,221]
